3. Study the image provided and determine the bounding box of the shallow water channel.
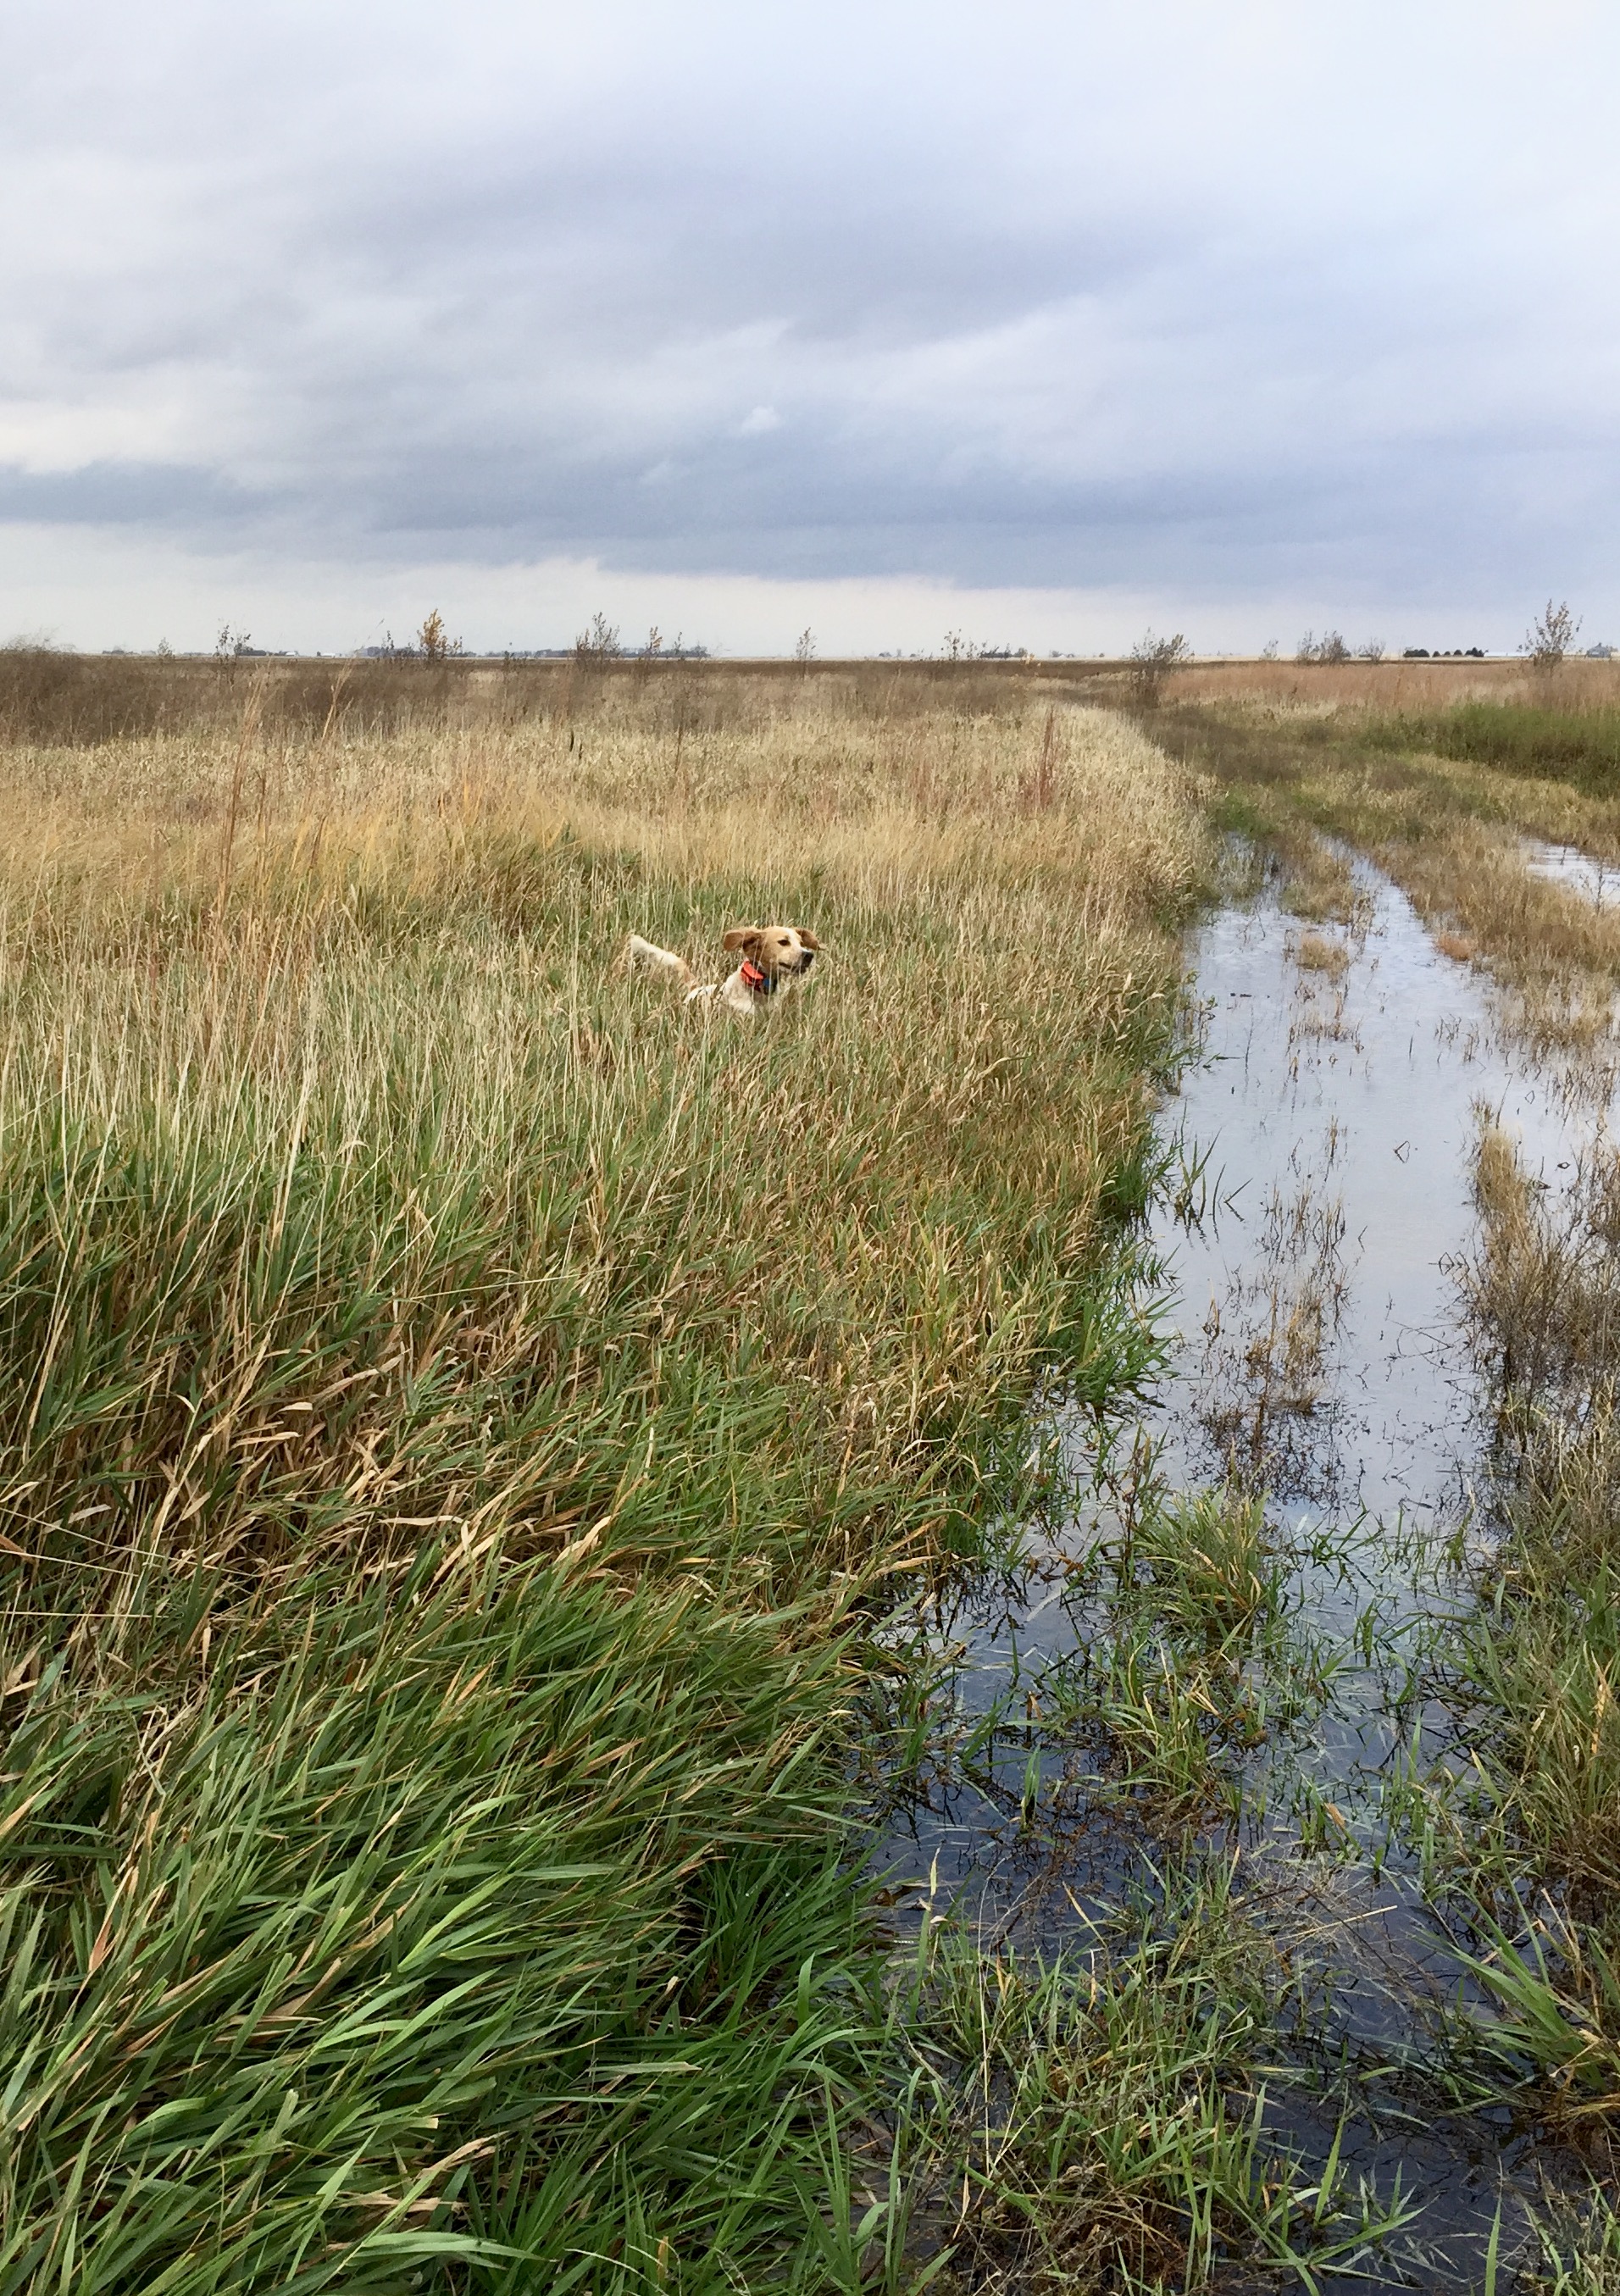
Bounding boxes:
[874,852,1606,2291]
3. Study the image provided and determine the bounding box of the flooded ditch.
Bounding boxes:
[870,850,1614,2290]
[1523,837,1620,911]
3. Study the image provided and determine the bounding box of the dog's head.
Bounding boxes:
[722,924,820,981]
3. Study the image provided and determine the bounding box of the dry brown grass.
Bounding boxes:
[0,646,1135,748]
[1468,1123,1620,1408]
[1369,819,1620,1049]
[1173,656,1620,713]
[0,686,1203,945]
[1294,929,1350,977]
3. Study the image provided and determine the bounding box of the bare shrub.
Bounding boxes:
[1356,639,1386,663]
[1295,631,1350,665]
[1523,599,1582,682]
[574,612,622,664]
[1129,629,1191,707]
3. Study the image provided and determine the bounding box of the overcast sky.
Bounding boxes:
[3,0,1617,655]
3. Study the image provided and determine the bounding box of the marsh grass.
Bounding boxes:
[1193,1161,1351,1485]
[1171,657,1620,716]
[1155,698,1620,1060]
[1467,1123,1620,1404]
[881,1875,1410,2293]
[0,647,1125,751]
[1270,831,1362,929]
[1008,1486,1296,1824]
[0,684,1215,2288]
[1529,2187,1620,2295]
[1384,1122,1620,2138]
[1129,1489,1278,1643]
[1362,702,1620,798]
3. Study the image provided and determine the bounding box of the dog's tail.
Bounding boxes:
[625,933,696,993]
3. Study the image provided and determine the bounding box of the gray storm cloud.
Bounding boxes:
[3,0,1617,633]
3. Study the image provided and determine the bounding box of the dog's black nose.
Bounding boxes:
[800,949,815,967]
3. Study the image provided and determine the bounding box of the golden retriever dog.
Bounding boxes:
[625,924,820,1018]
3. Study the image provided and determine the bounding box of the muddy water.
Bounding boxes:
[874,855,1601,2291]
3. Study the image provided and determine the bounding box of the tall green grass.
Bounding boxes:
[0,691,1209,2288]
[1362,702,1620,795]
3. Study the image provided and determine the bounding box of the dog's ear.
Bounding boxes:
[792,927,820,951]
[721,927,761,953]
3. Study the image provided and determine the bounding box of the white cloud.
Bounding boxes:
[0,0,1616,641]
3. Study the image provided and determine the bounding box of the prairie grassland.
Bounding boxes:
[0,678,1226,2291]
[1170,654,1620,714]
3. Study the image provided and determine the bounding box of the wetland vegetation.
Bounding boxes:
[3,648,1620,2291]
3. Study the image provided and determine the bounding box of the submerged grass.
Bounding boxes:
[882,1877,1409,2293]
[0,679,1215,2289]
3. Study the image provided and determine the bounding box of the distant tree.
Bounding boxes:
[574,612,623,663]
[794,627,817,668]
[1295,630,1349,665]
[1523,599,1581,676]
[1356,639,1386,663]
[214,622,251,663]
[1260,639,1280,662]
[1129,629,1191,707]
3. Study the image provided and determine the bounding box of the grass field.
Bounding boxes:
[10,647,1620,2289]
[0,663,1230,2292]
